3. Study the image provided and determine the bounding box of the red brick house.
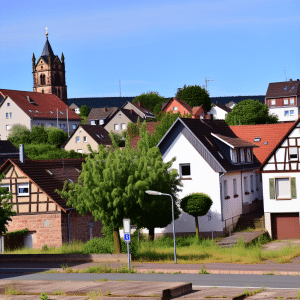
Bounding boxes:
[162,98,207,119]
[0,158,102,248]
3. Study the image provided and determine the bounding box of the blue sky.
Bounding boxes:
[1,0,300,98]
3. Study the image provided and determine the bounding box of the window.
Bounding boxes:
[72,124,77,130]
[179,164,191,178]
[230,149,237,163]
[42,90,44,94]
[17,183,29,196]
[40,74,45,85]
[254,137,261,142]
[290,110,295,116]
[100,119,104,125]
[290,98,295,105]
[6,125,12,131]
[240,148,245,163]
[76,136,80,143]
[77,149,82,153]
[246,148,252,162]
[114,124,119,130]
[6,113,8,119]
[83,136,87,143]
[118,114,121,118]
[121,123,126,130]
[50,123,53,126]
[233,179,237,197]
[59,124,62,129]
[29,109,32,112]
[284,110,289,116]
[289,147,298,160]
[284,99,289,105]
[91,120,96,125]
[9,113,12,118]
[224,180,229,199]
[250,175,254,192]
[173,106,178,111]
[35,110,39,113]
[276,178,291,199]
[1,184,10,194]
[60,111,63,115]
[40,123,44,127]
[271,99,276,106]
[244,176,249,194]
[62,124,66,129]
[7,103,10,107]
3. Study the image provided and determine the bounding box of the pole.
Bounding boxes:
[229,227,231,250]
[169,194,177,264]
[212,230,213,243]
[127,242,130,269]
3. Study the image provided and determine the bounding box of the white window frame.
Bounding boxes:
[6,125,12,131]
[271,99,276,106]
[246,148,252,162]
[76,136,80,143]
[114,124,119,130]
[173,106,178,111]
[7,103,10,107]
[17,183,29,196]
[290,110,295,116]
[121,123,126,130]
[72,124,77,130]
[284,110,289,116]
[99,119,104,125]
[83,136,87,143]
[224,180,229,199]
[289,147,298,161]
[6,113,9,119]
[275,178,291,200]
[230,149,237,163]
[290,98,295,105]
[240,148,245,163]
[77,149,83,153]
[179,163,191,178]
[284,98,289,105]
[91,120,96,125]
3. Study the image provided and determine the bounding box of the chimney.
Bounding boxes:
[290,78,293,82]
[19,144,25,163]
[130,109,133,114]
[26,96,30,102]
[138,101,141,106]
[103,107,107,112]
[205,114,213,120]
[297,79,299,81]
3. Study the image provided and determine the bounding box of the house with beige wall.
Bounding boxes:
[122,101,154,119]
[64,125,112,154]
[0,89,81,140]
[104,108,139,134]
[0,157,102,248]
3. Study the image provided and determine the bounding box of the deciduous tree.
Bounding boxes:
[132,91,165,115]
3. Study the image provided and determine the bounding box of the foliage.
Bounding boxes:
[46,127,68,147]
[127,118,141,139]
[180,193,213,238]
[132,91,165,114]
[109,131,125,147]
[7,124,31,144]
[225,99,279,125]
[56,125,181,251]
[39,293,50,300]
[5,228,29,238]
[30,126,48,144]
[79,105,91,118]
[0,174,16,235]
[175,84,212,111]
[83,237,114,254]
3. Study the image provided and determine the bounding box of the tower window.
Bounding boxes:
[40,74,46,85]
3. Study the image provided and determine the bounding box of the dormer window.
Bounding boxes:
[271,99,276,106]
[254,137,261,142]
[290,98,295,105]
[240,148,245,163]
[246,148,252,162]
[230,149,237,163]
[284,99,289,105]
[289,147,298,160]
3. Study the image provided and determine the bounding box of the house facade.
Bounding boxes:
[64,125,112,154]
[260,119,300,239]
[122,101,154,119]
[150,118,262,238]
[85,107,118,126]
[265,80,300,122]
[0,157,102,248]
[208,103,232,120]
[0,89,81,140]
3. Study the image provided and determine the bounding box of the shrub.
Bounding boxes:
[46,127,68,147]
[30,126,48,144]
[83,237,114,254]
[7,124,31,144]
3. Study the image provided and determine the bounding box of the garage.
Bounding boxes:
[271,213,300,239]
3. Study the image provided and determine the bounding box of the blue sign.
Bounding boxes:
[124,233,131,243]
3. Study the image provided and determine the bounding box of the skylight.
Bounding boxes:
[284,86,288,90]
[50,111,53,114]
[35,110,39,113]
[46,170,53,176]
[68,179,73,183]
[254,137,261,142]
[264,142,268,145]
[60,111,63,114]
[29,109,32,112]
[218,152,224,159]
[291,86,295,90]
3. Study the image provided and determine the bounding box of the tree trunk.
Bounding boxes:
[113,227,121,253]
[195,216,199,238]
[148,227,155,241]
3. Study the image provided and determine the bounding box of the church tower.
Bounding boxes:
[32,28,67,104]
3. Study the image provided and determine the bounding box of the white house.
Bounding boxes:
[208,103,232,120]
[260,118,300,239]
[148,118,262,238]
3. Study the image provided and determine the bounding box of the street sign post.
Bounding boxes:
[123,218,131,269]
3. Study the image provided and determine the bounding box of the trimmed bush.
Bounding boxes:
[83,237,114,254]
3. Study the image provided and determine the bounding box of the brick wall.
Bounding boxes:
[6,212,63,248]
[61,210,103,244]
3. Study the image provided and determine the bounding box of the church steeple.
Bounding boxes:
[32,28,67,104]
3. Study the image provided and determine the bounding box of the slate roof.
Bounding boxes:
[85,107,118,125]
[158,118,261,172]
[0,159,85,212]
[126,102,154,117]
[213,102,232,113]
[0,89,81,121]
[212,133,259,148]
[130,122,158,149]
[265,80,300,98]
[231,122,295,164]
[0,141,20,167]
[40,38,55,64]
[68,97,135,109]
[106,108,140,124]
[211,96,265,106]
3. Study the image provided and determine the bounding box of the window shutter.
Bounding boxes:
[269,178,275,199]
[291,177,297,199]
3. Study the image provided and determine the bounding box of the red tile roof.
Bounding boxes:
[130,122,158,149]
[0,89,82,121]
[163,98,193,114]
[230,122,295,164]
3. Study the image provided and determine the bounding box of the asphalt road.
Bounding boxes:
[0,271,299,289]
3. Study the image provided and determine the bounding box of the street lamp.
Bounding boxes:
[145,190,177,264]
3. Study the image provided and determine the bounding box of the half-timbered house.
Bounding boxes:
[147,118,262,238]
[0,156,102,248]
[260,119,300,239]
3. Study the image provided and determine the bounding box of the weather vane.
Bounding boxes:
[45,27,48,38]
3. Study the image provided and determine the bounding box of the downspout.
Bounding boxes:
[240,170,244,214]
[219,172,226,221]
[65,208,75,244]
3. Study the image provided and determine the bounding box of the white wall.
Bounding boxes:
[154,132,223,235]
[268,107,299,122]
[208,106,228,120]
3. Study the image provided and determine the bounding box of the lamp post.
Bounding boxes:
[145,190,177,264]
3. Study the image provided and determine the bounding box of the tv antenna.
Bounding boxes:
[284,67,287,81]
[205,77,215,92]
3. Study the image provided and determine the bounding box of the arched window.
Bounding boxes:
[54,73,60,85]
[57,89,61,98]
[40,74,45,85]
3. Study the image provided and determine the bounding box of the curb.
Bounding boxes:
[161,283,192,300]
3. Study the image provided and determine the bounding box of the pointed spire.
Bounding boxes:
[45,27,49,39]
[32,53,36,70]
